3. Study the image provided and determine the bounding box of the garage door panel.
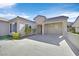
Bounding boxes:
[44,23,62,34]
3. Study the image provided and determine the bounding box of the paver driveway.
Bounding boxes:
[0,34,75,56]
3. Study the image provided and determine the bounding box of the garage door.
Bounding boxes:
[0,21,9,36]
[44,23,62,34]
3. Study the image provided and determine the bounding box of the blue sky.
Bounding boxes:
[0,3,79,22]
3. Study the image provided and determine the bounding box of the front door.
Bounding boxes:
[37,25,42,34]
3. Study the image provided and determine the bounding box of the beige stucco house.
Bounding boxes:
[9,16,36,37]
[34,15,68,36]
[0,16,36,36]
[72,16,79,32]
[0,15,68,37]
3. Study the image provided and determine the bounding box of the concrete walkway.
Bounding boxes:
[0,35,75,56]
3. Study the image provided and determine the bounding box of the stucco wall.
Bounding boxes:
[9,18,36,36]
[18,20,36,36]
[35,16,45,25]
[67,32,79,49]
[45,19,67,36]
[44,22,62,34]
[0,21,9,36]
[75,27,79,32]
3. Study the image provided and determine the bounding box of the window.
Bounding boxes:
[10,24,12,33]
[13,23,17,32]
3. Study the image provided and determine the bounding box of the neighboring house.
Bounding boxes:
[34,15,68,36]
[0,15,68,37]
[9,16,36,37]
[72,16,79,32]
[67,22,73,32]
[0,17,9,36]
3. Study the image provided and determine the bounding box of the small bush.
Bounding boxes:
[12,32,20,39]
[74,32,79,34]
[25,25,32,36]
[70,27,75,33]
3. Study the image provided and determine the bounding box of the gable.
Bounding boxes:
[34,15,46,24]
[72,16,79,27]
[9,16,35,24]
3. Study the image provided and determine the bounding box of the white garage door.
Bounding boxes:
[44,23,62,34]
[0,21,9,36]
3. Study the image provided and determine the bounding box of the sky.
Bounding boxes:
[0,3,79,22]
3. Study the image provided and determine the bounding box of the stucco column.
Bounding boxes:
[63,20,67,37]
[42,24,44,35]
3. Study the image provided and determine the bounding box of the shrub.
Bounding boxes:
[70,27,75,33]
[12,32,20,39]
[74,32,79,34]
[24,25,32,36]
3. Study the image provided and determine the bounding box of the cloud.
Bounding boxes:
[49,12,79,22]
[0,13,30,19]
[0,3,16,8]
[39,9,79,22]
[59,12,79,22]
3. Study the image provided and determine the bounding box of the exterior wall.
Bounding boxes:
[35,16,67,36]
[9,18,36,37]
[72,17,79,32]
[45,19,67,36]
[35,16,45,34]
[75,27,79,32]
[18,20,36,36]
[0,21,9,36]
[9,19,18,35]
[62,20,67,37]
[35,16,45,25]
[72,18,79,27]
[44,22,62,35]
[36,25,42,34]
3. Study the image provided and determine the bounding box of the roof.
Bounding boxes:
[33,15,46,20]
[47,16,69,21]
[67,22,73,26]
[34,15,68,21]
[72,16,79,27]
[9,16,35,23]
[0,17,9,23]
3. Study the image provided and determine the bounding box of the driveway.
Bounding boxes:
[0,34,75,56]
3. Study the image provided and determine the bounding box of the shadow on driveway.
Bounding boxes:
[27,34,64,46]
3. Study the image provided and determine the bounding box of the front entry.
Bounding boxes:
[37,25,42,34]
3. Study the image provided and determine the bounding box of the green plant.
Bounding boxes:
[70,27,75,33]
[12,32,20,39]
[0,35,12,40]
[24,25,32,35]
[74,32,79,34]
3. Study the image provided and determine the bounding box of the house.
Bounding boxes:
[9,16,36,37]
[0,17,9,36]
[72,16,79,32]
[34,15,68,36]
[67,22,73,32]
[0,15,68,37]
[0,16,36,36]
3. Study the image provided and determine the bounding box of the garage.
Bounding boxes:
[44,22,63,35]
[0,20,9,36]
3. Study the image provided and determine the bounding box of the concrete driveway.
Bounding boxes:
[0,34,75,56]
[28,34,65,46]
